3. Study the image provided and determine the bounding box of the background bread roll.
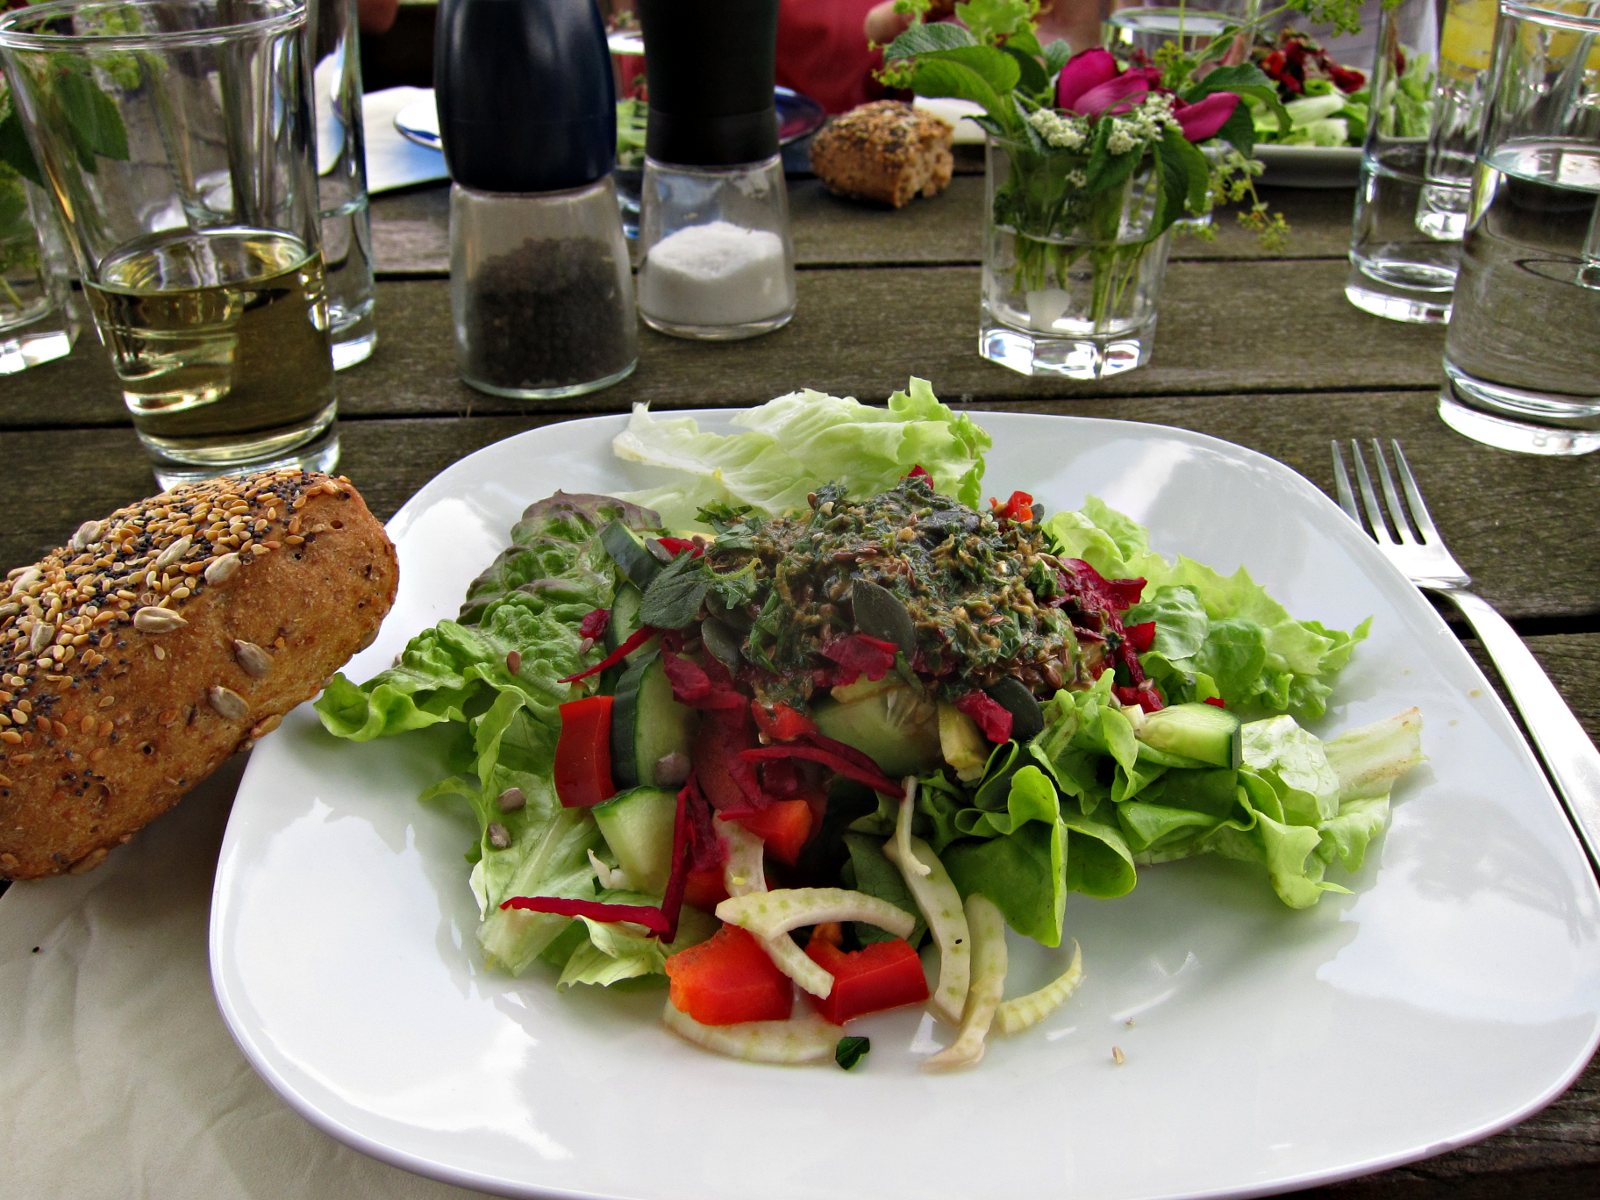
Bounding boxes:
[0,469,397,881]
[809,101,955,208]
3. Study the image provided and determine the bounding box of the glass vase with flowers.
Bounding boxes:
[881,0,1369,378]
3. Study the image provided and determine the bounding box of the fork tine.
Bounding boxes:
[1329,441,1360,522]
[1348,440,1396,544]
[1369,438,1416,544]
[1390,441,1442,543]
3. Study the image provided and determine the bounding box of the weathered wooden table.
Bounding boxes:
[3,170,1598,1199]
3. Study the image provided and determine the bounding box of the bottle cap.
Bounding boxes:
[638,0,779,167]
[434,0,615,193]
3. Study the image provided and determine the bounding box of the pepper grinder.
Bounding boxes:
[435,0,638,397]
[635,0,796,340]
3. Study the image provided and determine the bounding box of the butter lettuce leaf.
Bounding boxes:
[611,378,991,527]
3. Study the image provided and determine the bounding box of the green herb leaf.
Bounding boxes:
[910,57,1012,130]
[953,0,1036,45]
[1182,64,1290,137]
[914,45,1020,96]
[835,1036,871,1070]
[1042,38,1073,77]
[999,42,1051,98]
[1211,99,1257,159]
[883,21,978,59]
[0,107,44,189]
[638,552,709,629]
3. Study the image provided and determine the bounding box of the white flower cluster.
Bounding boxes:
[1106,92,1181,155]
[1028,107,1090,149]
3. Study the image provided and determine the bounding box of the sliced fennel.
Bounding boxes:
[662,1001,843,1064]
[716,888,916,942]
[924,894,1008,1071]
[883,831,970,1024]
[720,820,835,998]
[995,940,1083,1035]
[894,777,931,878]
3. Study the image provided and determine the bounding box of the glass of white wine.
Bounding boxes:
[0,0,337,486]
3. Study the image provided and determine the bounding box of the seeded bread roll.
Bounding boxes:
[0,469,398,881]
[809,101,954,208]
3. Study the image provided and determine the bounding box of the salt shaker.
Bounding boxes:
[635,0,796,340]
[435,0,638,397]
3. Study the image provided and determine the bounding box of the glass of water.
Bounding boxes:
[310,0,377,368]
[1437,0,1600,456]
[1344,0,1488,323]
[0,0,336,487]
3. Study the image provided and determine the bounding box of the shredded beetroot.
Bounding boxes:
[685,774,725,872]
[662,652,745,710]
[558,625,657,683]
[502,776,694,940]
[820,633,899,685]
[692,706,770,819]
[1126,621,1157,653]
[579,608,610,640]
[741,740,903,798]
[656,536,703,558]
[1050,559,1165,712]
[955,690,1014,743]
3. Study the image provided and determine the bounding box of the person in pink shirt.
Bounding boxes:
[776,0,1104,114]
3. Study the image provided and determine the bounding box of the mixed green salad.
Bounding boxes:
[316,383,1423,1071]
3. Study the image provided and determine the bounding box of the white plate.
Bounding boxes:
[1255,144,1362,188]
[211,411,1600,1200]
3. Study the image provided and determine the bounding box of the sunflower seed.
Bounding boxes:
[487,822,512,849]
[655,751,691,786]
[204,553,242,585]
[28,623,54,655]
[233,640,272,678]
[153,535,193,569]
[133,607,188,633]
[9,568,40,597]
[0,603,18,619]
[208,686,249,720]
[496,787,525,813]
[71,520,105,551]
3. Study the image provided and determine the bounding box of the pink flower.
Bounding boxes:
[1055,48,1120,110]
[1070,68,1163,118]
[1172,92,1240,141]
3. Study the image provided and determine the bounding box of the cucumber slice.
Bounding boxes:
[600,520,661,590]
[811,687,941,779]
[604,583,657,662]
[592,786,679,896]
[1136,702,1243,768]
[610,651,698,789]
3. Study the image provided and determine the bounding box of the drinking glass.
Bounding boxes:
[0,162,80,375]
[0,0,337,487]
[1437,0,1600,456]
[1345,0,1488,323]
[309,0,376,368]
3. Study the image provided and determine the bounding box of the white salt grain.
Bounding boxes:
[638,220,793,327]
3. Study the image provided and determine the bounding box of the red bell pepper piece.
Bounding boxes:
[1125,621,1156,653]
[579,608,610,640]
[665,924,793,1025]
[554,695,616,808]
[990,490,1034,523]
[655,536,703,558]
[904,464,931,481]
[750,699,817,742]
[683,865,730,911]
[956,690,1014,743]
[733,798,813,865]
[1203,696,1227,708]
[558,625,657,683]
[804,923,929,1025]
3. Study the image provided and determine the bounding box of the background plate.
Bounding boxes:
[1255,144,1362,188]
[211,411,1600,1200]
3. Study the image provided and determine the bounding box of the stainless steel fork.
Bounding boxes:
[1332,438,1600,870]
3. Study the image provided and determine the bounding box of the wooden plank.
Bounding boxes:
[0,261,1443,431]
[368,178,1357,276]
[4,403,1595,624]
